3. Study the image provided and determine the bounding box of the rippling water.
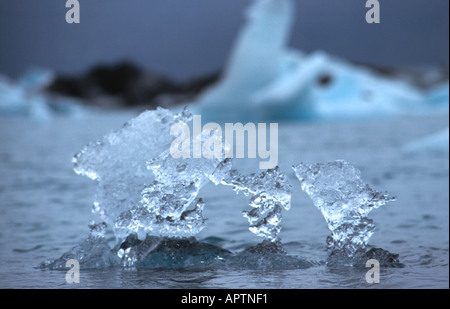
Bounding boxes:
[0,110,448,288]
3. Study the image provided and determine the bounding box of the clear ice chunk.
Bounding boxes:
[232,239,314,270]
[117,236,232,269]
[113,120,229,241]
[74,105,233,244]
[211,159,291,242]
[293,160,395,257]
[72,107,193,228]
[40,222,119,270]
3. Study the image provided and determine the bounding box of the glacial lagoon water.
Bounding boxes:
[0,110,448,288]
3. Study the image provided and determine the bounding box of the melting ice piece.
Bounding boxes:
[114,123,230,241]
[232,239,314,270]
[73,107,193,228]
[116,236,232,269]
[293,160,395,257]
[114,189,207,241]
[116,234,162,267]
[211,159,291,242]
[40,222,119,270]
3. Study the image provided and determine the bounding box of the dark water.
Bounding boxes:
[0,110,448,288]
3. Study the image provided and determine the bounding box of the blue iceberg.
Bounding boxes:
[192,0,448,122]
[0,68,85,120]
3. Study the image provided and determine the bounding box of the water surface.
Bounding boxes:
[0,111,448,288]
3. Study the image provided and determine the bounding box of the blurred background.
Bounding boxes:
[0,0,448,81]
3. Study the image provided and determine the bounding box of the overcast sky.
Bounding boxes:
[0,0,448,81]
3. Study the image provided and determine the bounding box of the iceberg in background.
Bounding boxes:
[426,82,450,107]
[0,68,84,120]
[194,0,449,122]
[196,0,300,122]
[2,0,447,122]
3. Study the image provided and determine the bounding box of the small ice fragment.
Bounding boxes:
[211,160,291,242]
[88,221,107,238]
[40,222,118,270]
[293,160,395,257]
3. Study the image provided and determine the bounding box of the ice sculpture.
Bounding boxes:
[211,159,291,242]
[293,161,396,259]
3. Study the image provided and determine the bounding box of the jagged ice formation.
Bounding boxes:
[211,159,292,242]
[293,160,396,257]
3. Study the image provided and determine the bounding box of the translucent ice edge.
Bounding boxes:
[293,160,403,267]
[210,159,292,242]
